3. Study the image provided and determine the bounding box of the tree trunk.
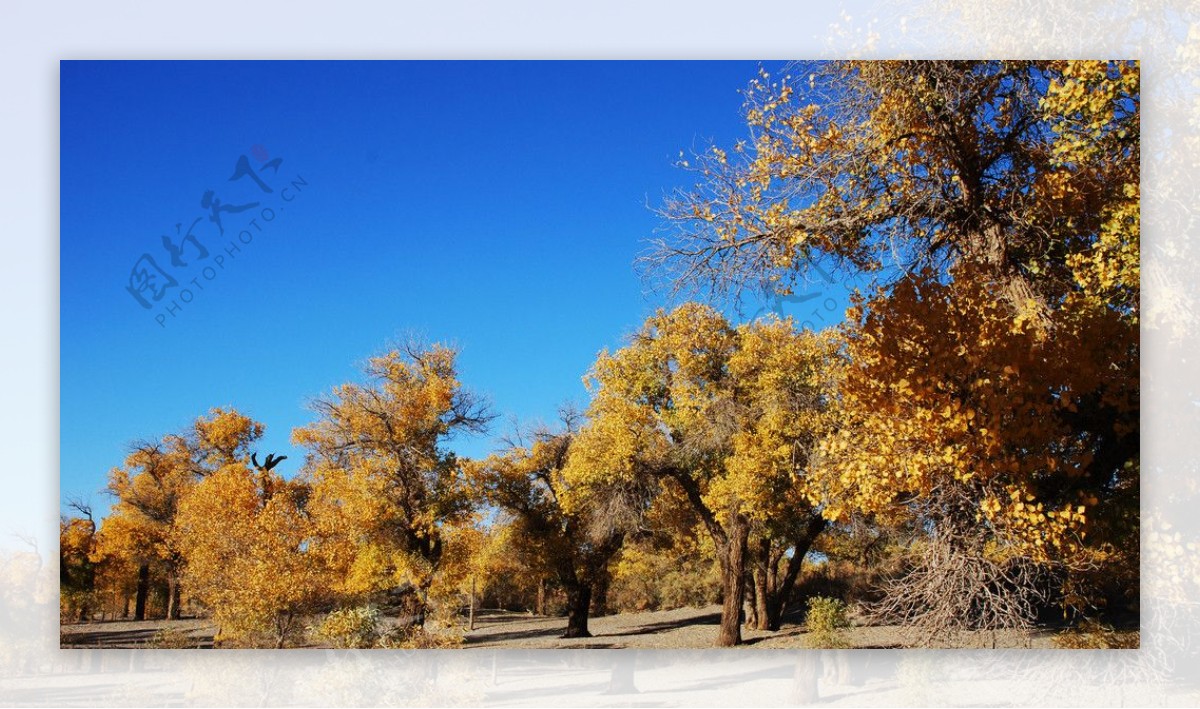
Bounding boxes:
[745,575,760,629]
[753,562,771,631]
[414,588,429,629]
[469,575,476,631]
[563,583,592,638]
[591,571,610,618]
[536,578,546,616]
[133,564,150,621]
[274,613,292,649]
[969,221,1052,328]
[716,517,750,647]
[166,575,182,620]
[764,517,827,631]
[122,593,130,619]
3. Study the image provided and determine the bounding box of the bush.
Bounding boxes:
[377,625,463,649]
[609,545,722,613]
[149,627,198,649]
[804,596,851,648]
[312,606,382,649]
[1052,619,1139,649]
[59,589,94,624]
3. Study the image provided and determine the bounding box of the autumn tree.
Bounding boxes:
[563,305,840,645]
[649,61,1137,324]
[731,316,839,631]
[294,342,491,628]
[95,439,193,621]
[813,267,1136,639]
[59,501,97,622]
[466,414,629,638]
[174,455,322,648]
[650,60,1140,637]
[94,408,264,620]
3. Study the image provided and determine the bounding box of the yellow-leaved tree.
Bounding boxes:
[293,342,491,629]
[651,60,1139,638]
[466,414,628,638]
[563,304,840,645]
[174,456,322,647]
[59,505,97,622]
[93,408,264,620]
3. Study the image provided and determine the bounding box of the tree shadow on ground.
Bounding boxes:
[60,627,214,649]
[463,624,572,645]
[598,611,722,638]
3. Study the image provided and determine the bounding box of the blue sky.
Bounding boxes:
[60,61,856,516]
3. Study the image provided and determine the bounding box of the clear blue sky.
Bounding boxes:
[61,61,856,516]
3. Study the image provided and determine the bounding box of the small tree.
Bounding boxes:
[174,458,323,648]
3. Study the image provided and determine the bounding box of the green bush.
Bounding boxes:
[312,606,381,649]
[804,596,851,648]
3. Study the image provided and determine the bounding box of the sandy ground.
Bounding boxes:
[460,606,1057,649]
[60,604,1058,650]
[60,617,217,649]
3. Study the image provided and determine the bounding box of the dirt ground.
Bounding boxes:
[59,604,1058,650]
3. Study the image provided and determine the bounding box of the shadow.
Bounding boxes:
[462,624,571,645]
[599,612,722,638]
[60,627,214,649]
[470,609,545,625]
[61,628,158,648]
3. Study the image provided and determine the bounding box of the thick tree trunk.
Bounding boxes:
[591,571,610,618]
[966,221,1052,328]
[563,583,592,638]
[133,564,150,621]
[716,518,750,647]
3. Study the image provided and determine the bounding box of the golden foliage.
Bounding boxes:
[174,464,322,647]
[815,264,1137,563]
[563,304,840,527]
[293,342,489,610]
